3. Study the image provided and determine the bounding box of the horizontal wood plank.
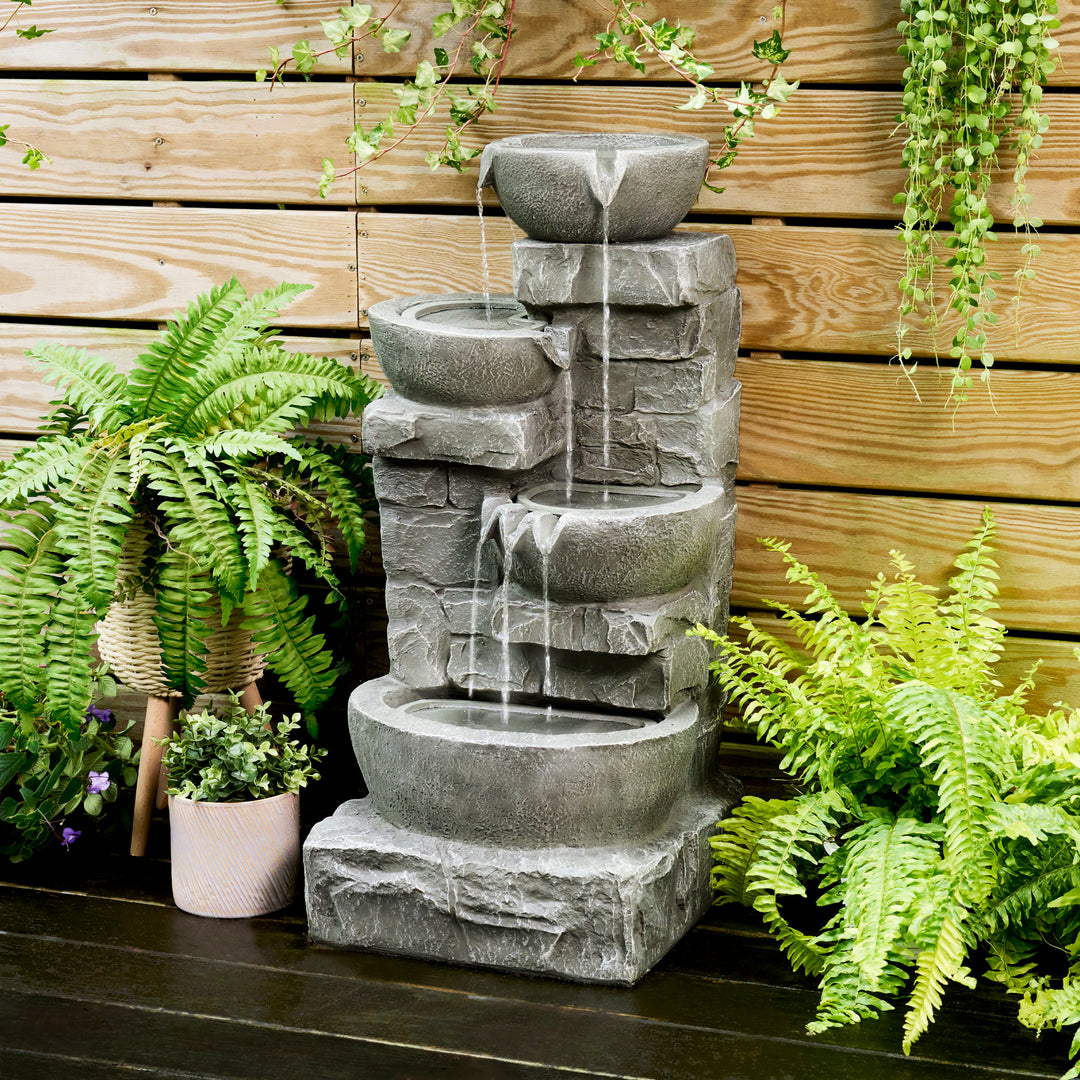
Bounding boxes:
[0,81,354,205]
[0,0,349,73]
[0,325,366,442]
[356,214,1080,363]
[354,0,1080,86]
[0,205,358,328]
[1,894,1064,1080]
[353,85,1080,227]
[737,356,1080,501]
[734,487,1080,636]
[724,613,1080,716]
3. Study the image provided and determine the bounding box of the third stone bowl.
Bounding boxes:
[478,132,710,244]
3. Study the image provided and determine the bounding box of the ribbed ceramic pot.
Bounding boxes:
[168,791,299,918]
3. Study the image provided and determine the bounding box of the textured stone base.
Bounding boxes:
[304,789,735,985]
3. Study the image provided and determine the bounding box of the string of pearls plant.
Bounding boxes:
[895,0,1060,406]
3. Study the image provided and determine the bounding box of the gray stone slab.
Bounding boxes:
[514,232,737,308]
[448,636,709,715]
[574,384,741,486]
[563,354,726,419]
[379,505,497,588]
[446,465,512,510]
[550,288,741,362]
[371,459,449,508]
[304,786,737,985]
[362,383,567,471]
[384,580,452,689]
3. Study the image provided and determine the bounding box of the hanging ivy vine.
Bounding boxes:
[895,0,1060,406]
[258,2,794,198]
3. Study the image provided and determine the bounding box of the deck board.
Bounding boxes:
[0,858,1070,1079]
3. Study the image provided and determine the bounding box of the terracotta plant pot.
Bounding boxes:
[168,791,300,918]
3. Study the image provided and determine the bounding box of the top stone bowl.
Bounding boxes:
[478,132,710,244]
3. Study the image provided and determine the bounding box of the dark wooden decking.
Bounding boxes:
[0,816,1072,1080]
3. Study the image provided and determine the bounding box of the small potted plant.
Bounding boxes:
[159,692,326,918]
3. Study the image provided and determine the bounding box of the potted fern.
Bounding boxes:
[0,276,379,791]
[159,693,325,917]
[694,510,1080,1075]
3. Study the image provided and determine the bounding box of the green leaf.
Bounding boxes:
[242,560,336,719]
[126,278,248,423]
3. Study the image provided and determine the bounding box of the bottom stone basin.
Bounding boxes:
[351,675,702,847]
[509,480,728,603]
[403,698,647,735]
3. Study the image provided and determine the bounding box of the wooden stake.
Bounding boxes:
[130,695,176,857]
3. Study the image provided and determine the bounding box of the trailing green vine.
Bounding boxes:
[895,0,1060,407]
[0,0,53,169]
[259,2,793,198]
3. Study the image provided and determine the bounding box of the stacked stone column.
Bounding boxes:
[305,230,743,984]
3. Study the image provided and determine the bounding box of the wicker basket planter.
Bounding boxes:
[96,527,266,698]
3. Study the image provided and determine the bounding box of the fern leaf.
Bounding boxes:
[810,815,943,1033]
[1018,976,1080,1080]
[889,682,1006,899]
[225,475,278,591]
[292,442,367,571]
[742,789,850,976]
[165,281,314,434]
[126,277,247,422]
[903,907,970,1052]
[26,343,127,429]
[53,446,135,611]
[143,442,247,602]
[0,436,89,506]
[0,511,62,711]
[43,576,99,735]
[202,430,302,462]
[241,559,336,719]
[711,796,798,906]
[152,546,219,703]
[179,346,370,437]
[940,507,1003,673]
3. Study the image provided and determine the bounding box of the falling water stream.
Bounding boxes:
[476,181,492,320]
[600,204,611,495]
[465,500,505,700]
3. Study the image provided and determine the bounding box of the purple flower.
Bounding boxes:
[87,771,110,795]
[61,827,81,849]
[85,705,114,727]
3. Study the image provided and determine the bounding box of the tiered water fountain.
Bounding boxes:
[304,133,743,984]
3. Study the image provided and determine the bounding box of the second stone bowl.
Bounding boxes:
[478,132,710,244]
[368,292,569,407]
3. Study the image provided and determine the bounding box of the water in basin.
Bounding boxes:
[403,297,544,332]
[404,698,649,734]
[521,483,686,512]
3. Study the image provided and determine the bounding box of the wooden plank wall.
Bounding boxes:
[2,0,1079,712]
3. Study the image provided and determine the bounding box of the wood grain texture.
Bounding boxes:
[353,85,1080,226]
[0,325,365,442]
[734,487,1080,636]
[737,356,1080,501]
[726,614,1080,717]
[353,0,1080,86]
[0,0,349,72]
[0,205,358,328]
[0,81,354,205]
[356,214,1080,362]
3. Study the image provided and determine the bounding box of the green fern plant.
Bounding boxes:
[0,277,381,734]
[693,509,1080,1076]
